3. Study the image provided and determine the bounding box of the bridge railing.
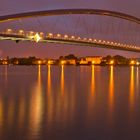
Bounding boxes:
[0,29,139,51]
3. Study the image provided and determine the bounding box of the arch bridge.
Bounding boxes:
[0,9,139,52]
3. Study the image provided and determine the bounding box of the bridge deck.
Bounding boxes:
[0,33,139,53]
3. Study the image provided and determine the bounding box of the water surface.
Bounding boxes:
[0,65,140,140]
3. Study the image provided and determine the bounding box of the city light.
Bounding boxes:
[136,62,140,66]
[92,61,95,65]
[89,38,92,41]
[40,32,44,36]
[48,33,53,38]
[48,60,54,65]
[34,33,41,42]
[6,29,12,34]
[28,31,34,37]
[57,34,61,38]
[61,60,66,65]
[110,60,114,65]
[19,30,24,34]
[2,61,8,65]
[1,29,140,52]
[64,35,68,38]
[77,37,81,40]
[130,60,135,65]
[94,39,97,42]
[71,36,75,39]
[38,60,42,65]
[48,60,51,65]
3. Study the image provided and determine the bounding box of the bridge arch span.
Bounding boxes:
[0,9,139,24]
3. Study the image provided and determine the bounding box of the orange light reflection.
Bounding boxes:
[129,66,135,111]
[86,65,95,124]
[29,65,43,137]
[136,67,139,93]
[91,65,95,96]
[61,65,64,96]
[46,65,53,125]
[47,65,51,95]
[109,66,114,110]
[4,65,8,85]
[18,96,25,127]
[7,99,15,126]
[108,65,114,123]
[0,97,3,129]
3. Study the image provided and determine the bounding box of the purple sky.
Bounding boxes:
[0,0,140,58]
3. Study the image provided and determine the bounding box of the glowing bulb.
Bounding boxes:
[38,60,42,65]
[77,37,81,40]
[57,34,61,37]
[61,60,65,65]
[92,61,95,65]
[130,60,135,65]
[110,60,114,65]
[48,60,52,65]
[19,30,24,34]
[34,33,41,42]
[136,62,139,65]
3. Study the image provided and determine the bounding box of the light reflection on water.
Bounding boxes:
[61,65,64,96]
[0,96,3,128]
[109,66,114,114]
[86,65,95,125]
[129,66,135,112]
[4,65,8,84]
[0,65,140,140]
[47,65,51,95]
[29,65,43,138]
[18,94,25,128]
[91,65,95,96]
[136,67,139,92]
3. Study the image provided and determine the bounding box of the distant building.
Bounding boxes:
[0,59,8,65]
[59,59,76,65]
[47,59,55,65]
[79,56,102,65]
[85,56,102,64]
[66,59,76,65]
[58,54,77,65]
[79,58,88,65]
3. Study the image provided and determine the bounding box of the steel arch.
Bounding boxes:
[0,9,139,24]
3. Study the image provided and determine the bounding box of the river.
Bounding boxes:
[0,65,140,140]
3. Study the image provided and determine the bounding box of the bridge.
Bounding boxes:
[0,30,140,52]
[0,9,139,52]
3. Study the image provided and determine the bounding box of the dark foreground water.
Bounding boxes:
[0,65,140,140]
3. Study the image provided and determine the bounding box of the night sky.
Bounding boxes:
[0,0,140,58]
